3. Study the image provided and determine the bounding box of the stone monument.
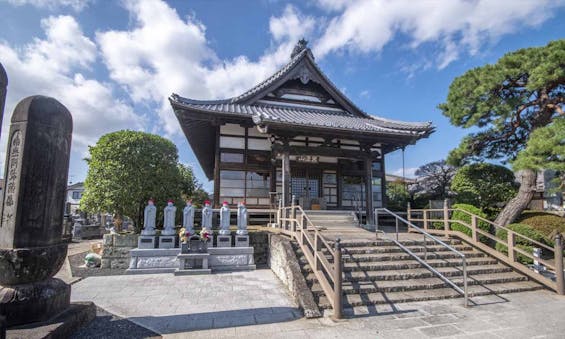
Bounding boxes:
[159,200,177,248]
[0,62,6,138]
[201,200,213,229]
[235,201,250,247]
[0,96,95,332]
[138,199,157,249]
[216,201,232,247]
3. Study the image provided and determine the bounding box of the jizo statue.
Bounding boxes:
[219,201,230,235]
[201,200,213,229]
[237,201,248,235]
[182,200,195,234]
[162,200,176,235]
[142,199,157,235]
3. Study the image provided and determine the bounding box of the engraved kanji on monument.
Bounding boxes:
[0,96,74,326]
[216,201,232,247]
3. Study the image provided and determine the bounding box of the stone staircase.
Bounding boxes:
[293,237,544,313]
[306,211,358,229]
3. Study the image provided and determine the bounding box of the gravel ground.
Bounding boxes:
[71,307,160,339]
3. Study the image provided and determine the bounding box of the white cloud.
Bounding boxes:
[96,0,315,136]
[0,15,145,172]
[313,0,564,68]
[6,0,91,11]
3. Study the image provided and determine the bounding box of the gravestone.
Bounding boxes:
[0,96,95,330]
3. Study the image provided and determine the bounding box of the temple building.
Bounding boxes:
[170,40,434,222]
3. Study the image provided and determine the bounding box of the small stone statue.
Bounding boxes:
[162,199,176,236]
[141,199,157,235]
[237,201,248,235]
[182,199,195,234]
[219,201,231,235]
[201,200,213,229]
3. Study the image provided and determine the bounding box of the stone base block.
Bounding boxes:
[174,268,211,275]
[6,301,96,339]
[126,248,180,274]
[207,247,255,271]
[235,235,249,247]
[0,278,70,327]
[0,243,68,285]
[159,236,176,248]
[138,235,156,249]
[216,235,232,248]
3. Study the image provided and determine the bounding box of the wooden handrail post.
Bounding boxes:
[333,238,343,320]
[471,215,478,243]
[508,230,516,262]
[314,232,319,271]
[555,234,564,295]
[423,210,428,230]
[443,199,450,236]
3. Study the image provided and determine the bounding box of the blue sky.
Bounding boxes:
[0,0,564,191]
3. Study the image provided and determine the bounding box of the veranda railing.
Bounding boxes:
[275,204,343,319]
[407,202,565,295]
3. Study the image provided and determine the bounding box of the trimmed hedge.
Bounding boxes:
[517,212,565,239]
[494,223,552,265]
[451,204,491,244]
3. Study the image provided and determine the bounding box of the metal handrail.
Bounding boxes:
[375,207,469,307]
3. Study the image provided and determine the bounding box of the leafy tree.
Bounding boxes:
[414,160,456,200]
[512,117,565,193]
[439,40,565,225]
[81,130,184,232]
[386,181,410,211]
[451,163,518,215]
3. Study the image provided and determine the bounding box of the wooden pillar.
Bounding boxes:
[213,126,220,208]
[365,156,374,225]
[282,149,291,207]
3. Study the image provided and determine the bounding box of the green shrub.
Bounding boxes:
[450,204,491,244]
[495,223,553,265]
[517,211,565,239]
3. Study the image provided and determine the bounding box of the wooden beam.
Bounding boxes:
[213,126,220,208]
[272,144,378,160]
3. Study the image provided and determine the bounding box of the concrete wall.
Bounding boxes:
[269,234,321,318]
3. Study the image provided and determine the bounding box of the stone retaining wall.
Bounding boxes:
[101,233,138,269]
[269,234,321,318]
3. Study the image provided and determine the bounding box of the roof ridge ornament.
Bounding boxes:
[291,38,309,59]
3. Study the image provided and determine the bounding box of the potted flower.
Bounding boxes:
[199,227,211,252]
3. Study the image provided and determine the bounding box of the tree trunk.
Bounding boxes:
[494,168,537,226]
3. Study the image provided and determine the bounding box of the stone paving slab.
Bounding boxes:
[71,270,565,338]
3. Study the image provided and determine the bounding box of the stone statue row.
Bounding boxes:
[141,199,248,236]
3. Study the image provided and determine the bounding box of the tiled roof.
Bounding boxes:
[170,97,432,136]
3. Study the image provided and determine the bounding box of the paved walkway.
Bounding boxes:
[71,269,565,338]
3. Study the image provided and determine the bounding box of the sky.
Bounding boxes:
[0,0,564,192]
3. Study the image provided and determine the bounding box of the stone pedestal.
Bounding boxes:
[138,235,157,249]
[159,235,176,248]
[127,248,180,274]
[0,278,70,327]
[235,235,250,247]
[175,253,211,275]
[208,247,255,271]
[216,235,232,248]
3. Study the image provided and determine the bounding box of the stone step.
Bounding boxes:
[297,250,486,264]
[310,271,528,295]
[304,264,514,283]
[329,239,463,248]
[336,244,474,255]
[316,280,544,309]
[301,257,497,273]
